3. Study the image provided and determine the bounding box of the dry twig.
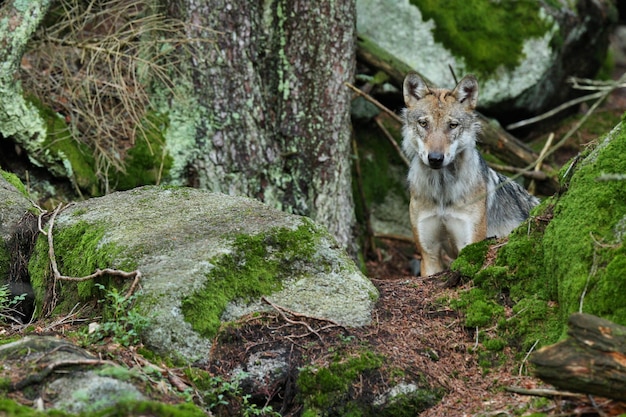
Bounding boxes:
[44,203,142,306]
[261,296,344,344]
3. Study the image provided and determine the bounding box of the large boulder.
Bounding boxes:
[25,186,378,363]
[357,0,616,122]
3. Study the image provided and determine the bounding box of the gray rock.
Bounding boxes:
[0,173,31,243]
[357,0,615,119]
[40,186,378,363]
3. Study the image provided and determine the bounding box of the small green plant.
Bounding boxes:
[200,372,280,417]
[89,283,149,346]
[0,284,27,324]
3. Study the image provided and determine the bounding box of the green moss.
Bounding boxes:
[483,338,506,352]
[378,388,443,417]
[112,112,173,190]
[181,220,322,339]
[452,120,626,353]
[544,125,626,325]
[0,398,69,416]
[0,170,28,197]
[28,96,99,195]
[452,288,505,328]
[450,239,490,277]
[297,351,384,415]
[410,0,552,76]
[90,401,207,417]
[0,383,204,416]
[298,351,441,416]
[28,221,130,316]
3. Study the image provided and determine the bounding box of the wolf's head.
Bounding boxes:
[402,73,480,170]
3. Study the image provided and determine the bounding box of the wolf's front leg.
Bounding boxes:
[445,208,487,257]
[411,214,445,276]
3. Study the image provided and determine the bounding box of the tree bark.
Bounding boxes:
[531,313,626,401]
[178,1,357,250]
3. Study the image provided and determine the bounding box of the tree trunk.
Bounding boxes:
[176,1,357,250]
[531,313,626,401]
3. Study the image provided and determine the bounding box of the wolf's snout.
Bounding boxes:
[428,152,444,169]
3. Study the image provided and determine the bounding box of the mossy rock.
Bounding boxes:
[356,0,615,116]
[452,118,626,351]
[27,186,378,363]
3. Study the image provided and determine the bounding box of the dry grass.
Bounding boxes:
[20,0,214,192]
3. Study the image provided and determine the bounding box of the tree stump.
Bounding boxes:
[530,313,626,400]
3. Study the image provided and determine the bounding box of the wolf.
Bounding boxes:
[401,72,539,276]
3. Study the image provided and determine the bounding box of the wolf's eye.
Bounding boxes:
[449,122,459,129]
[418,120,428,128]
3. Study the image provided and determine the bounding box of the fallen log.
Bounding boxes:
[530,313,626,401]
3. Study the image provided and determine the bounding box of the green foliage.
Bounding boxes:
[181,221,321,338]
[0,284,26,323]
[410,0,552,76]
[185,370,279,416]
[87,283,149,347]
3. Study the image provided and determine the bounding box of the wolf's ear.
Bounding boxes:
[453,75,478,109]
[403,72,430,108]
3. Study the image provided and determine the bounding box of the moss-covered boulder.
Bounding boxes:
[452,117,626,351]
[27,186,378,363]
[357,0,615,119]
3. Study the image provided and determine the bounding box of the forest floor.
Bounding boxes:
[357,238,626,417]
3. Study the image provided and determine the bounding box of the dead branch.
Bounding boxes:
[261,296,344,344]
[45,203,142,301]
[374,115,410,168]
[506,92,605,130]
[505,386,583,399]
[373,233,414,244]
[486,163,547,181]
[529,132,554,194]
[346,81,402,123]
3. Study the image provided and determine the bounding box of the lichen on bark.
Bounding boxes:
[164,0,357,251]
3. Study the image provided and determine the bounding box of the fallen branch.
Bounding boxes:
[374,115,410,168]
[486,163,547,181]
[505,386,584,399]
[45,204,142,301]
[261,296,344,344]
